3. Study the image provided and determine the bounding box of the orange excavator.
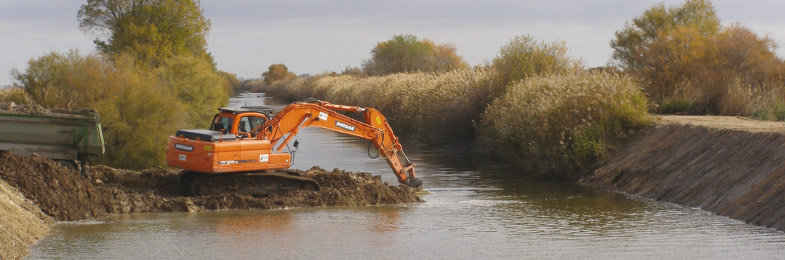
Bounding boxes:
[165,99,420,196]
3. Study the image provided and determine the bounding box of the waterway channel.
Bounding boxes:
[28,93,785,259]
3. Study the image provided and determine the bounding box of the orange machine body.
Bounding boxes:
[166,109,292,173]
[165,137,293,174]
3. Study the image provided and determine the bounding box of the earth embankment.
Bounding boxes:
[0,178,53,259]
[582,115,785,230]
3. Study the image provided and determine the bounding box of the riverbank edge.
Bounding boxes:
[582,115,785,231]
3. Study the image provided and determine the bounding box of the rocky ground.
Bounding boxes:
[0,151,422,258]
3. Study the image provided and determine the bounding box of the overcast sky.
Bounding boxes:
[1,0,784,86]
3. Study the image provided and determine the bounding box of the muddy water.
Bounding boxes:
[28,94,785,259]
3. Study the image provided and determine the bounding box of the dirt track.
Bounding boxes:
[583,115,785,230]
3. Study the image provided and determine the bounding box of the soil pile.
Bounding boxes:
[0,152,423,223]
[0,102,97,117]
[0,178,53,260]
[583,116,785,230]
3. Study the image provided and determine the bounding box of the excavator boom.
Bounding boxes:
[257,100,420,186]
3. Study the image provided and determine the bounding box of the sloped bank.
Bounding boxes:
[0,178,53,259]
[582,116,785,230]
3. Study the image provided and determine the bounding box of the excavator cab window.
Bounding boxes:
[248,116,265,130]
[212,116,234,133]
[239,116,265,137]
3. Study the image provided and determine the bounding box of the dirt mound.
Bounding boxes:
[0,152,422,223]
[582,119,785,230]
[0,152,121,221]
[0,178,53,260]
[0,102,97,117]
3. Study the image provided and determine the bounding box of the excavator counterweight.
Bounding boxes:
[165,99,420,196]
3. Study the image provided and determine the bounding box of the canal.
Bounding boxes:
[28,93,785,259]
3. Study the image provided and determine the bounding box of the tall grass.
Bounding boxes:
[262,70,651,179]
[478,71,650,179]
[264,69,497,144]
[722,78,785,121]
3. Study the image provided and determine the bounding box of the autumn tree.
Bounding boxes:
[78,0,211,66]
[612,0,785,114]
[362,34,468,76]
[11,50,110,109]
[611,0,720,102]
[262,64,296,85]
[429,41,469,73]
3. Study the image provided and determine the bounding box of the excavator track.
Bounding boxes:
[178,170,319,197]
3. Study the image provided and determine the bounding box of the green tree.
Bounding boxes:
[217,70,240,95]
[362,34,468,76]
[155,55,229,128]
[78,0,211,66]
[262,64,296,85]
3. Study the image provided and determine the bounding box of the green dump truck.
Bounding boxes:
[0,104,105,173]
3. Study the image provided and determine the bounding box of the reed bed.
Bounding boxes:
[262,70,650,178]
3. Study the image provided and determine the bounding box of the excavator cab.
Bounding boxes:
[209,106,273,137]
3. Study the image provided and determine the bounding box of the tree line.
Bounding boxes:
[259,0,785,120]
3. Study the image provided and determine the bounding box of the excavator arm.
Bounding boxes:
[254,99,421,187]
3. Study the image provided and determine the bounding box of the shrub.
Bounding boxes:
[491,35,581,94]
[660,97,693,114]
[478,71,651,179]
[0,87,32,104]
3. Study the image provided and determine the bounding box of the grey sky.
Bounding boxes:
[1,0,784,86]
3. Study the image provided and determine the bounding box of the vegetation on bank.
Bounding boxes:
[2,0,236,169]
[263,69,497,145]
[478,72,649,177]
[262,35,650,178]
